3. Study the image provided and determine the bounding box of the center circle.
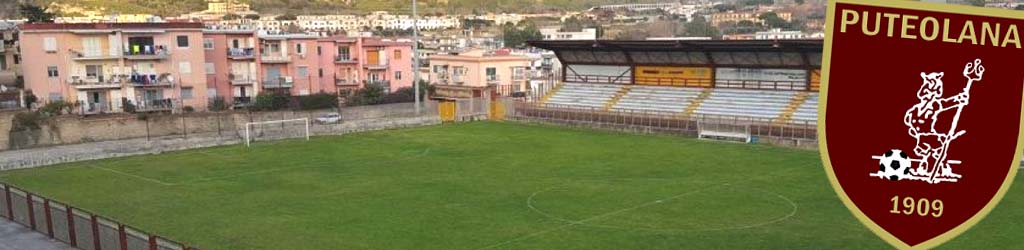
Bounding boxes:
[528,179,797,233]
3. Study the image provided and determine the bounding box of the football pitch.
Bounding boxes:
[0,122,1021,250]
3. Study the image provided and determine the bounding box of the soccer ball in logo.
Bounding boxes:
[878,149,912,181]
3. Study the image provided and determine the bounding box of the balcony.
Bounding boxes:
[123,45,169,60]
[229,74,256,85]
[365,80,390,90]
[452,75,465,84]
[334,55,358,64]
[228,48,256,60]
[233,96,253,107]
[261,54,290,64]
[129,74,174,88]
[69,75,124,89]
[70,50,120,61]
[263,77,293,89]
[487,74,500,83]
[364,62,389,70]
[135,98,175,112]
[335,78,357,86]
[81,102,113,115]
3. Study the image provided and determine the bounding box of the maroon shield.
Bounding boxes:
[820,0,1023,248]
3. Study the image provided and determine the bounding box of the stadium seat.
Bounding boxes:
[790,93,819,125]
[611,85,704,113]
[695,88,796,120]
[544,82,624,109]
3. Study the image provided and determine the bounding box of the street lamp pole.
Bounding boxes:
[412,0,421,114]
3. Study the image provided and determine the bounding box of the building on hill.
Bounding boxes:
[0,21,21,88]
[710,11,793,26]
[540,28,598,41]
[428,49,533,99]
[754,28,806,40]
[20,22,211,114]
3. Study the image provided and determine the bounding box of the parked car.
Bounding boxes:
[315,112,342,124]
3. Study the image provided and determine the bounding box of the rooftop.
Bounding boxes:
[527,39,824,53]
[20,22,204,31]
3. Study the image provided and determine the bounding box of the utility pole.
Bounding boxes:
[412,0,421,114]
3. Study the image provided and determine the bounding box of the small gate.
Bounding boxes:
[489,100,506,121]
[439,101,456,122]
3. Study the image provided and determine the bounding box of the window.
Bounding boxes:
[337,46,350,60]
[297,66,308,78]
[82,37,102,57]
[176,36,189,48]
[181,87,194,100]
[395,71,402,80]
[85,65,102,78]
[203,38,214,50]
[296,43,305,54]
[318,68,323,77]
[394,49,402,59]
[49,93,62,102]
[205,63,215,74]
[47,66,59,78]
[13,55,20,65]
[207,88,217,98]
[486,67,498,81]
[0,57,5,70]
[43,37,57,52]
[316,46,322,55]
[179,62,192,74]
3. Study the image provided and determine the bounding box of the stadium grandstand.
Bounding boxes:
[527,40,822,125]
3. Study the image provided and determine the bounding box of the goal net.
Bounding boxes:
[697,119,751,143]
[244,118,310,147]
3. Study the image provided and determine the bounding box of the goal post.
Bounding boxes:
[697,119,751,143]
[244,118,310,147]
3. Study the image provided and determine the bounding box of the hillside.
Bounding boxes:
[31,0,663,17]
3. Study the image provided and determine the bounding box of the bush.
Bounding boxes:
[183,106,195,113]
[297,93,339,110]
[23,91,37,108]
[346,83,386,106]
[39,101,77,116]
[209,96,227,111]
[251,92,289,111]
[11,112,44,131]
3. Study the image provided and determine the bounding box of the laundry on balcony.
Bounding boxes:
[129,74,173,87]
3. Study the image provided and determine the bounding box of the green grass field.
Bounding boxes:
[1,122,1021,250]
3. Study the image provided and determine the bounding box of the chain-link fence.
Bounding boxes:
[0,183,197,250]
[503,101,817,148]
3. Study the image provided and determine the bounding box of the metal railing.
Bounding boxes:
[227,48,255,58]
[263,78,293,88]
[714,79,807,91]
[507,101,817,142]
[123,45,169,60]
[136,98,175,112]
[0,183,200,250]
[566,74,631,84]
[334,55,357,63]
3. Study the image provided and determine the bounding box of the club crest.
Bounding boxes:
[821,0,1024,249]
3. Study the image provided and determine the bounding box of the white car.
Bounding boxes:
[315,112,342,124]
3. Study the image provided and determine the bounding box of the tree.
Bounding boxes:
[682,16,720,38]
[503,24,543,48]
[759,12,789,29]
[19,3,54,23]
[275,14,297,21]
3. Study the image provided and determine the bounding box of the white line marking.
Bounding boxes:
[91,165,174,186]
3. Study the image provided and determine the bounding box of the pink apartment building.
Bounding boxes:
[22,23,415,113]
[203,29,260,107]
[20,23,210,113]
[317,36,414,95]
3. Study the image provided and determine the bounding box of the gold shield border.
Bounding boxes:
[819,0,1024,249]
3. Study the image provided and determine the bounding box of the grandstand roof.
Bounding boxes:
[527,39,824,68]
[528,39,823,52]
